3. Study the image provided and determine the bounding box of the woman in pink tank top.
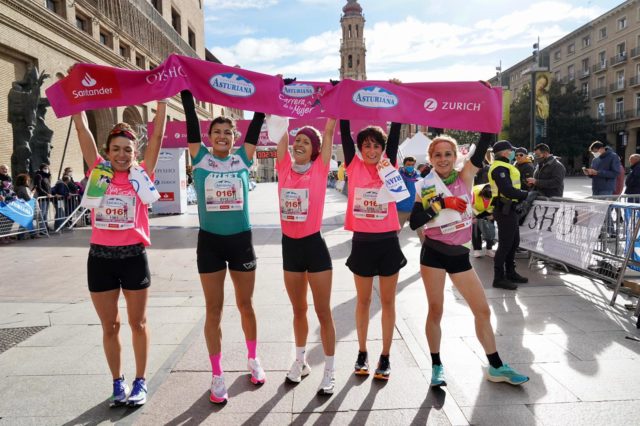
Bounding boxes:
[275,117,337,395]
[71,99,167,407]
[409,123,529,387]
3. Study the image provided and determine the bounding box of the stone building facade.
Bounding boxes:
[0,0,239,178]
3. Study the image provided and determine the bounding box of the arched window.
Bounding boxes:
[356,24,359,37]
[348,55,353,68]
[348,24,352,38]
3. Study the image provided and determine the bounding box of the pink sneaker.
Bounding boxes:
[210,375,228,404]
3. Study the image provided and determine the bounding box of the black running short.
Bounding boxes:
[420,241,472,274]
[282,232,332,273]
[197,229,257,273]
[87,244,151,293]
[346,232,407,277]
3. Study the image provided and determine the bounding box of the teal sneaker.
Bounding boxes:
[430,364,446,387]
[487,364,529,385]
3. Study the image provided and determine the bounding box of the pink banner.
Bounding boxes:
[47,54,502,133]
[150,118,389,149]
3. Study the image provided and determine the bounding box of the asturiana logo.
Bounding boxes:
[209,73,255,97]
[282,83,315,98]
[352,86,399,109]
[81,73,97,87]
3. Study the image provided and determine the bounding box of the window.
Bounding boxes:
[171,7,181,34]
[567,43,575,55]
[151,0,162,13]
[599,51,606,66]
[618,16,627,30]
[149,62,157,71]
[135,54,145,68]
[636,94,640,116]
[348,54,352,68]
[615,97,624,119]
[599,26,607,39]
[119,42,130,60]
[617,70,625,88]
[348,24,352,38]
[582,58,590,74]
[554,71,560,81]
[99,30,112,48]
[598,102,605,122]
[75,15,88,33]
[188,28,196,50]
[597,76,605,88]
[582,35,591,48]
[356,24,359,37]
[568,64,575,80]
[46,0,66,18]
[554,50,561,61]
[617,42,626,57]
[581,82,589,96]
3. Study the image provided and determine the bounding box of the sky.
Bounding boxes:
[203,0,625,83]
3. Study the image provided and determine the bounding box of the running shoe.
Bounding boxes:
[486,249,496,258]
[127,378,147,407]
[430,364,446,387]
[210,375,228,404]
[486,364,529,385]
[109,376,129,407]
[373,354,391,380]
[354,351,369,376]
[248,357,266,385]
[286,359,311,383]
[472,249,485,258]
[317,369,335,395]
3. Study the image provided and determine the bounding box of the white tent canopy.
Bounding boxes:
[398,132,431,164]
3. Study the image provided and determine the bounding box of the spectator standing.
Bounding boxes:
[584,141,621,196]
[397,156,424,243]
[614,156,625,196]
[0,164,12,189]
[63,167,81,194]
[33,162,52,227]
[14,173,32,201]
[625,154,640,202]
[527,143,566,197]
[52,175,71,229]
[514,147,534,189]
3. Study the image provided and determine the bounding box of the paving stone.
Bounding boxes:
[291,407,451,426]
[460,404,538,426]
[530,401,640,426]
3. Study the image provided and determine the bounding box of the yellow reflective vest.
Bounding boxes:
[488,160,521,201]
[472,184,493,215]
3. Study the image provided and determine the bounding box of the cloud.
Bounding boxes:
[208,25,257,36]
[204,0,278,9]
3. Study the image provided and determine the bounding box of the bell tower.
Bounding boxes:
[339,0,366,80]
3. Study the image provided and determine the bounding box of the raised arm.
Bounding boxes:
[71,111,99,167]
[143,100,167,174]
[320,118,337,165]
[386,122,401,166]
[243,112,266,160]
[461,132,493,190]
[276,122,289,163]
[340,119,356,166]
[180,90,203,159]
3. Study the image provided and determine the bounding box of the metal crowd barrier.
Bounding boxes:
[531,195,640,327]
[0,197,48,239]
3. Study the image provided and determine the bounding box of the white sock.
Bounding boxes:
[296,346,306,363]
[324,355,335,371]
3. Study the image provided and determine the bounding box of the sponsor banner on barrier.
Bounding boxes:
[519,200,609,270]
[0,198,36,229]
[47,54,502,133]
[152,148,187,214]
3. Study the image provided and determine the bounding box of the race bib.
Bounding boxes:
[280,188,309,222]
[353,187,388,220]
[205,175,244,211]
[94,195,136,230]
[440,218,472,234]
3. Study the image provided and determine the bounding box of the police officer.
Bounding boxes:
[488,140,529,290]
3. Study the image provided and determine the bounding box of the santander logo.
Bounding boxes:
[81,73,97,87]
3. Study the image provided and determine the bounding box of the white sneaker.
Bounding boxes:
[286,359,311,383]
[472,249,485,258]
[248,357,266,384]
[317,369,335,395]
[210,375,228,404]
[486,249,496,258]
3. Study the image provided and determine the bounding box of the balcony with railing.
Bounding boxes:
[610,81,626,93]
[610,52,627,66]
[580,69,590,79]
[591,86,607,98]
[82,0,198,61]
[605,109,634,122]
[592,61,607,73]
[631,46,640,59]
[629,75,640,87]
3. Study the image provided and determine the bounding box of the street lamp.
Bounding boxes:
[529,37,547,152]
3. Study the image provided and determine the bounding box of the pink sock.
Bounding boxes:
[246,340,257,359]
[210,353,223,376]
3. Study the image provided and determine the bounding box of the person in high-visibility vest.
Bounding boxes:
[471,183,495,257]
[488,140,530,290]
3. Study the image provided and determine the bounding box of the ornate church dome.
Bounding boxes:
[342,0,363,17]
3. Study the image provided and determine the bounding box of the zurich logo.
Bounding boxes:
[282,83,315,98]
[81,73,97,87]
[352,86,399,109]
[424,98,438,112]
[209,73,256,97]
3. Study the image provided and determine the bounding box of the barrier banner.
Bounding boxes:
[0,198,36,229]
[46,54,502,133]
[519,200,609,270]
[623,206,640,271]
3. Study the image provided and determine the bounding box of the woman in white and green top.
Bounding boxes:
[180,90,265,404]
